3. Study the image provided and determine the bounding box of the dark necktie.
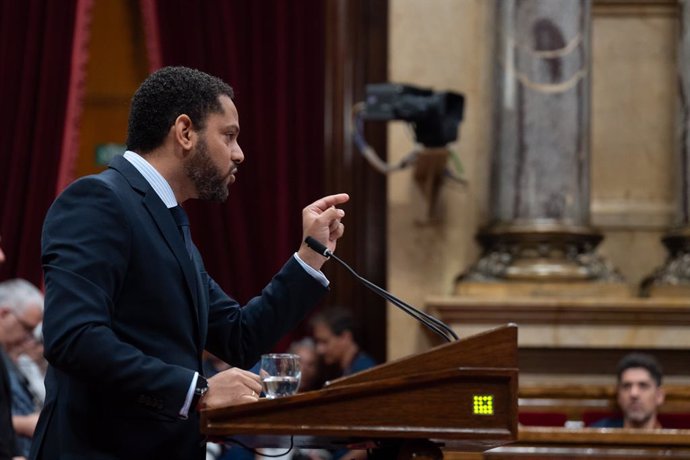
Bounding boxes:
[169,205,194,259]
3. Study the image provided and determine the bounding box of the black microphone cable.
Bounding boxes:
[304,237,458,342]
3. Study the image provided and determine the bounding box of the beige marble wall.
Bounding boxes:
[591,7,677,284]
[388,0,493,359]
[387,0,679,360]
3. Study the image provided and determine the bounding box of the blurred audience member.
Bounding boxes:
[13,325,45,405]
[310,307,375,460]
[592,352,665,429]
[288,337,323,392]
[0,239,27,460]
[0,280,43,352]
[311,307,376,379]
[0,279,45,457]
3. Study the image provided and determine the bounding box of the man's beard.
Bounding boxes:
[626,408,654,426]
[184,136,230,202]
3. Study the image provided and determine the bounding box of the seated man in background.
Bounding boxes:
[0,238,25,460]
[0,279,45,457]
[288,337,323,392]
[592,352,665,429]
[311,306,376,381]
[311,307,376,460]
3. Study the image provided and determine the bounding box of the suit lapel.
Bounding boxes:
[143,193,200,319]
[109,156,201,334]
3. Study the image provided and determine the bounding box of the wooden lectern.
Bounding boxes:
[201,324,518,458]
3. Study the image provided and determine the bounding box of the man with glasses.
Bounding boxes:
[0,280,42,350]
[0,279,44,458]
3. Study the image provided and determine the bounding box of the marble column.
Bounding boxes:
[458,0,622,293]
[642,0,690,297]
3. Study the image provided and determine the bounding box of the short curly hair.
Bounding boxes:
[126,66,234,153]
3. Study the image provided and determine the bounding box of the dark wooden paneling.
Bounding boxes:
[484,427,690,460]
[323,0,388,363]
[519,348,690,376]
[203,326,518,451]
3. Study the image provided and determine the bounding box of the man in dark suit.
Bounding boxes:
[30,66,348,460]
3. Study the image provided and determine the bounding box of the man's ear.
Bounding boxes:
[0,306,11,319]
[173,114,195,152]
[342,330,354,343]
[657,387,666,406]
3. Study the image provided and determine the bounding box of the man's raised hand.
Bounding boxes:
[298,193,349,270]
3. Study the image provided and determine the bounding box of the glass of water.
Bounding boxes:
[260,353,301,399]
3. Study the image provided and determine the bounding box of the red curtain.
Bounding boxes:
[0,0,92,285]
[141,1,326,347]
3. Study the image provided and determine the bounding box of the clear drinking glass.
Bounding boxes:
[260,353,301,399]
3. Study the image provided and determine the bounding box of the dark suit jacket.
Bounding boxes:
[30,156,327,459]
[0,350,17,459]
[589,417,624,428]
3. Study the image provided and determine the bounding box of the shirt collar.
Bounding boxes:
[122,151,178,208]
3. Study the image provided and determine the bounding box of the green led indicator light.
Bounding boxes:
[473,395,494,415]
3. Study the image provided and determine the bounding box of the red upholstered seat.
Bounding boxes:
[658,413,690,429]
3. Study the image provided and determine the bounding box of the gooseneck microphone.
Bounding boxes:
[305,237,458,342]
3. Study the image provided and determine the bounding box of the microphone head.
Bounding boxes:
[304,237,331,257]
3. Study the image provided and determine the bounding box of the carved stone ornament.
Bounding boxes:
[640,227,690,295]
[459,221,624,283]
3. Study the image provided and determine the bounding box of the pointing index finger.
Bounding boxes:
[311,193,349,212]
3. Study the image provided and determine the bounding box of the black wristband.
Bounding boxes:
[192,375,209,410]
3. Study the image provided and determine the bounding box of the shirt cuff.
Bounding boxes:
[293,253,329,287]
[179,372,198,419]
